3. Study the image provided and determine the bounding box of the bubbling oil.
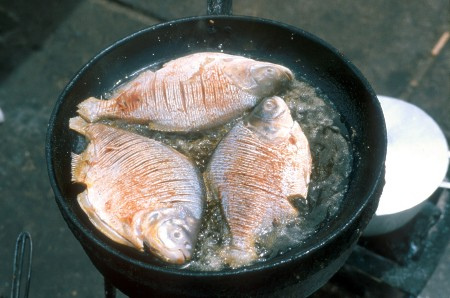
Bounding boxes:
[100,78,352,271]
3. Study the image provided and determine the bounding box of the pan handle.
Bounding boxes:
[207,0,232,15]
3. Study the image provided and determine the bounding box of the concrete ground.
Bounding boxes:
[0,0,448,297]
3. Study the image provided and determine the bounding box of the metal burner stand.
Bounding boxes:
[313,187,450,298]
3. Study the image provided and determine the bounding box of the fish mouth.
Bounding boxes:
[251,107,288,121]
[179,248,189,262]
[282,67,294,81]
[144,219,195,264]
[144,238,190,264]
[166,246,191,264]
[163,249,189,264]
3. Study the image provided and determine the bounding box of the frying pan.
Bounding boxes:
[46,3,386,297]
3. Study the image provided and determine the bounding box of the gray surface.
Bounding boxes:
[0,0,448,297]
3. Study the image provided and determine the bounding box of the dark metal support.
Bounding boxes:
[207,0,232,15]
[11,232,33,298]
[104,278,117,298]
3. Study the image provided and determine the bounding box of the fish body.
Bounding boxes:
[69,117,204,264]
[77,52,293,132]
[205,96,312,268]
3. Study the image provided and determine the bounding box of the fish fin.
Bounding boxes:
[220,243,258,269]
[148,121,178,132]
[69,116,88,134]
[161,55,203,79]
[111,69,155,98]
[284,159,311,202]
[285,174,309,201]
[135,69,155,79]
[285,124,312,200]
[77,190,134,248]
[71,152,84,182]
[287,194,309,215]
[77,97,103,122]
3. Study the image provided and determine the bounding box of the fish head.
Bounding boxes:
[246,96,294,140]
[249,63,293,97]
[223,59,293,97]
[141,208,199,264]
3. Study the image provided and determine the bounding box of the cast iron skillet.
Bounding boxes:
[46,11,386,298]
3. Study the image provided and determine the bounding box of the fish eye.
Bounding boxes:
[173,231,182,239]
[161,221,190,244]
[263,99,278,111]
[251,65,277,80]
[256,97,287,120]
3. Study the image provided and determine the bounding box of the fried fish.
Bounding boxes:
[205,96,312,268]
[70,117,204,264]
[77,52,293,132]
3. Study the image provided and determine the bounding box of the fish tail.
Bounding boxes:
[69,116,89,134]
[77,96,104,122]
